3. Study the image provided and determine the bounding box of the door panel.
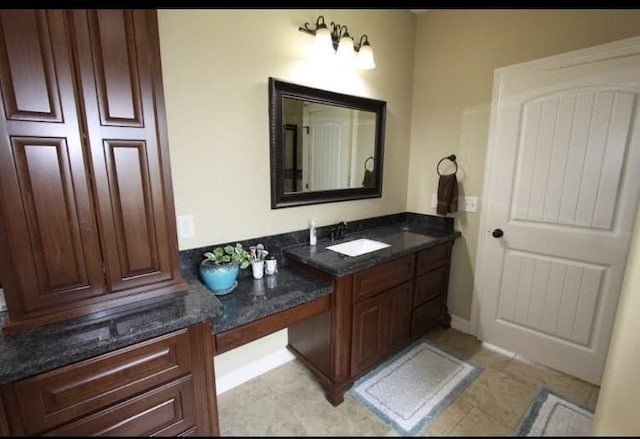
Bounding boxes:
[497,251,604,346]
[0,10,62,122]
[0,10,105,317]
[71,10,180,293]
[477,36,640,384]
[385,282,412,355]
[351,297,385,376]
[88,9,143,126]
[104,140,159,278]
[512,90,634,229]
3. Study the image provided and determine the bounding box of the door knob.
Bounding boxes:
[492,228,504,238]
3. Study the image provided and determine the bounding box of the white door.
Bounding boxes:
[474,36,640,385]
[306,105,352,191]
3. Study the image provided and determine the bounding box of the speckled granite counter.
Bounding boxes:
[0,280,221,385]
[0,212,450,386]
[284,222,461,277]
[208,266,332,334]
[0,266,332,385]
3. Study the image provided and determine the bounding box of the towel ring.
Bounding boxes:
[437,154,457,176]
[364,156,374,172]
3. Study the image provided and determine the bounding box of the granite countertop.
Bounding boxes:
[209,266,332,334]
[0,265,332,385]
[284,222,461,277]
[0,281,221,385]
[0,213,452,386]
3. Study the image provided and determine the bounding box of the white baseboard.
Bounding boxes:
[214,315,474,395]
[449,314,473,335]
[481,341,516,358]
[215,348,295,395]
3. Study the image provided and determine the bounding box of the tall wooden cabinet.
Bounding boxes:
[0,10,186,331]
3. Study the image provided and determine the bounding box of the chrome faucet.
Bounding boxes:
[330,221,349,241]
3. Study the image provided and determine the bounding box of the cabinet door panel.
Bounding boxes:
[351,297,385,376]
[104,140,160,277]
[88,10,143,126]
[0,10,62,121]
[72,10,182,293]
[385,281,413,355]
[0,10,105,318]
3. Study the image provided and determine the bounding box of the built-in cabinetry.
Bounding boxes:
[287,241,453,406]
[0,9,186,332]
[350,255,414,377]
[0,321,219,436]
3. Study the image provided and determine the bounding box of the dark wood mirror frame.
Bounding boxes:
[268,77,387,209]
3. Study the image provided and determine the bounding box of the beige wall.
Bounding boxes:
[593,207,640,434]
[157,9,416,378]
[408,9,640,320]
[158,10,416,251]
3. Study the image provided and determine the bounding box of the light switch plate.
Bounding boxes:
[178,215,195,238]
[464,196,478,212]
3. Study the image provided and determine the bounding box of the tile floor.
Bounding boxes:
[217,327,600,436]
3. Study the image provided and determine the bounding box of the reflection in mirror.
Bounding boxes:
[269,77,386,209]
[283,98,377,192]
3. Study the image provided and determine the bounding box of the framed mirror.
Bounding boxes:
[269,77,386,209]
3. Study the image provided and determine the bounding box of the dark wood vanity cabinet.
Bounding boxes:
[350,256,414,377]
[411,244,453,337]
[0,321,219,436]
[288,241,454,406]
[0,10,186,331]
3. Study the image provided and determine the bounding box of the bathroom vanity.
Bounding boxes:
[284,221,460,405]
[0,213,458,435]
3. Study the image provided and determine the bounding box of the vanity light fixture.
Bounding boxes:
[298,15,376,70]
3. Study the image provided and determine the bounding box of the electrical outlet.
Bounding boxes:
[178,215,195,239]
[431,193,437,208]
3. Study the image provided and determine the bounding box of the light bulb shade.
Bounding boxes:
[336,35,355,65]
[357,44,376,70]
[313,26,334,59]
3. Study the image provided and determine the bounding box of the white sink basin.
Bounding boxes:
[326,238,391,257]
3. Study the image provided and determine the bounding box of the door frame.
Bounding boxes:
[470,35,640,340]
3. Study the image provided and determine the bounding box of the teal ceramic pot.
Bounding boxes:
[199,260,239,295]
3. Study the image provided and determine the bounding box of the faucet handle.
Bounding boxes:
[338,220,348,238]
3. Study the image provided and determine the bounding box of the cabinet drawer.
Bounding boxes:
[411,296,444,338]
[415,243,450,276]
[46,375,196,436]
[413,267,448,308]
[15,329,192,435]
[353,255,414,303]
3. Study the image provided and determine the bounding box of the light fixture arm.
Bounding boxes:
[356,34,371,52]
[299,15,327,36]
[298,15,372,53]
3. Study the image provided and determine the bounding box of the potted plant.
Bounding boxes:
[199,243,251,295]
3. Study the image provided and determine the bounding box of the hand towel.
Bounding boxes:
[436,173,458,215]
[362,169,374,187]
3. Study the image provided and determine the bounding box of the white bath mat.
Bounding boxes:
[518,387,593,436]
[348,340,482,436]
